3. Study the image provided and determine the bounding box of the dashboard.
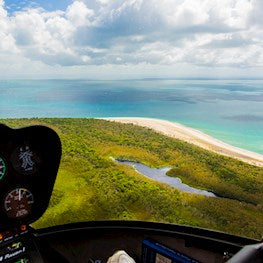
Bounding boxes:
[0,124,61,262]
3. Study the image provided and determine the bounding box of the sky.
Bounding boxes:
[0,0,262,79]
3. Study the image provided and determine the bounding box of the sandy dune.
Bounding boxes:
[102,117,263,167]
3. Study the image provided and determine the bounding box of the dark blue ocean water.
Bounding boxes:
[0,79,262,154]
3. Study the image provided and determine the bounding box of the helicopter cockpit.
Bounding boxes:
[0,123,261,263]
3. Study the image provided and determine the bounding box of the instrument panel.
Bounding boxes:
[0,124,61,227]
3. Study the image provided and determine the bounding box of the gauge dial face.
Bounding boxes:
[0,157,6,180]
[4,188,34,219]
[11,145,41,175]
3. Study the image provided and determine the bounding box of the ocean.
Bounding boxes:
[0,79,262,154]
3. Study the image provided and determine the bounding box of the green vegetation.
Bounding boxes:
[1,118,263,239]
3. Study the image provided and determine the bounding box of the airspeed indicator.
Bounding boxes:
[4,188,34,219]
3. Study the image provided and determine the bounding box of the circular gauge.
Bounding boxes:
[4,188,34,219]
[11,145,41,175]
[0,157,6,180]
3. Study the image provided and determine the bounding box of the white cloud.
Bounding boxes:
[0,0,262,77]
[250,0,263,26]
[66,1,94,27]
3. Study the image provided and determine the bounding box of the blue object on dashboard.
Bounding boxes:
[142,239,199,263]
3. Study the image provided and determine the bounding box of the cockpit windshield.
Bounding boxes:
[0,0,262,241]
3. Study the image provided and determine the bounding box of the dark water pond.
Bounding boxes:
[116,160,216,197]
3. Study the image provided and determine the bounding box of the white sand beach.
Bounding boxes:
[102,117,263,167]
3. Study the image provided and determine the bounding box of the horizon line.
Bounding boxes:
[0,77,263,81]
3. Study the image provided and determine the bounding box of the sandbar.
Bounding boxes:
[102,117,263,167]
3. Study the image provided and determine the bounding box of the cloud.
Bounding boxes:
[0,0,262,75]
[66,1,94,27]
[249,0,263,26]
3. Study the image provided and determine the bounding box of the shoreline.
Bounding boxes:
[101,117,263,167]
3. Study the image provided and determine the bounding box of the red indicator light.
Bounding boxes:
[20,225,27,231]
[5,231,11,237]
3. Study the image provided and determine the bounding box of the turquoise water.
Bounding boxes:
[0,79,262,154]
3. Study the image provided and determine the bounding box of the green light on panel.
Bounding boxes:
[0,157,6,180]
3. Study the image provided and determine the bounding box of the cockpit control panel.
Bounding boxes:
[0,124,61,262]
[0,124,61,226]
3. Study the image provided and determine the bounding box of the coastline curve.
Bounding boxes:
[101,117,263,167]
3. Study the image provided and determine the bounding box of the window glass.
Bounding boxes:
[0,0,262,240]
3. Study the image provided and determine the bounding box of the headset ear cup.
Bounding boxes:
[107,250,136,263]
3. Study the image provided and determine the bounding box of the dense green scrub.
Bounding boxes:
[1,118,263,239]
